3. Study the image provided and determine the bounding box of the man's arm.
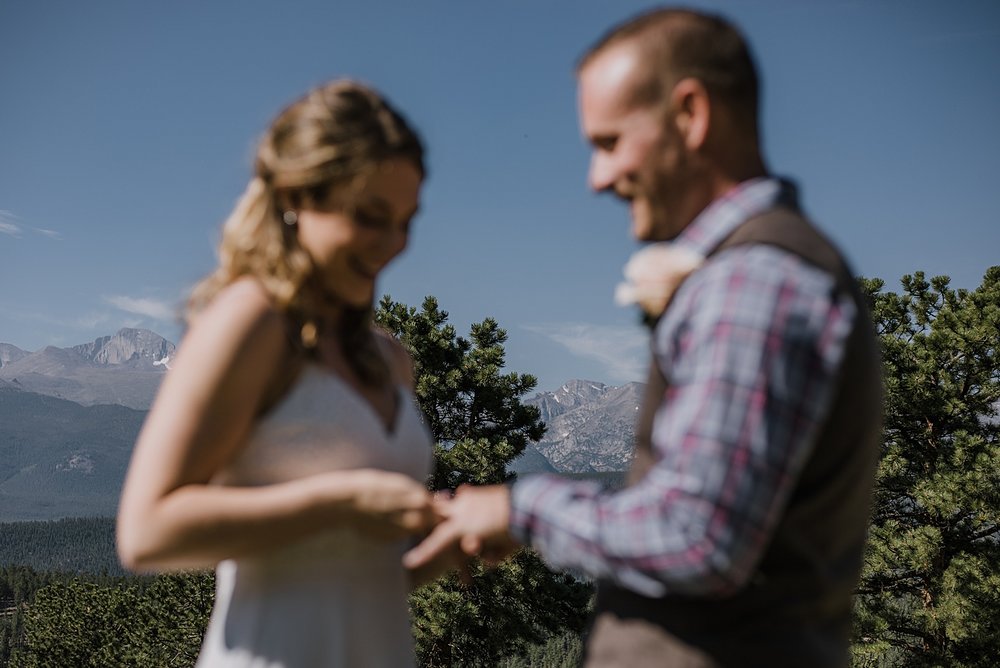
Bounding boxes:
[507,248,855,596]
[408,247,854,597]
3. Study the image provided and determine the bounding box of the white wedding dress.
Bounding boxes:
[195,364,433,667]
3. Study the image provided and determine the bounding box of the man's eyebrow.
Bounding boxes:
[590,133,618,148]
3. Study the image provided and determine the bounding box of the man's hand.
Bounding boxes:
[402,484,519,571]
[406,536,468,588]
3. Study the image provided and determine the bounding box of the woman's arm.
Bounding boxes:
[116,279,435,573]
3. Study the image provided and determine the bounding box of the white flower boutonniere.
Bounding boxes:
[614,243,705,322]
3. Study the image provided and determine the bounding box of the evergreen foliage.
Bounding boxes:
[498,631,584,668]
[377,296,546,489]
[0,565,133,667]
[10,572,213,668]
[0,518,124,576]
[852,268,1000,666]
[377,296,593,666]
[0,519,124,666]
[0,566,59,667]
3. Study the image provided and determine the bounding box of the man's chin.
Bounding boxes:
[629,203,653,240]
[631,217,664,242]
[631,208,682,242]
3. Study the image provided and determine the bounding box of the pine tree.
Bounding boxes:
[377,296,593,667]
[10,573,214,667]
[852,268,1000,666]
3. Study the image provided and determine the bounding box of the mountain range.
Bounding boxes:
[0,328,174,410]
[0,328,638,521]
[515,380,642,474]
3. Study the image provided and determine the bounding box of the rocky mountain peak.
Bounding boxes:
[519,379,645,473]
[0,342,28,369]
[0,329,177,409]
[72,328,175,367]
[529,379,611,423]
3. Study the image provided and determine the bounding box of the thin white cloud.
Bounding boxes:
[104,295,178,321]
[524,322,647,384]
[35,228,63,240]
[0,210,22,237]
[0,210,62,240]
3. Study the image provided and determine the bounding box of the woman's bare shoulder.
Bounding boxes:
[182,277,288,368]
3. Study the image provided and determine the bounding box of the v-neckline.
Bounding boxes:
[310,365,404,437]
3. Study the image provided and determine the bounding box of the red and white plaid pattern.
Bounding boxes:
[509,178,856,598]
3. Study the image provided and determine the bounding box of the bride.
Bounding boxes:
[116,79,451,667]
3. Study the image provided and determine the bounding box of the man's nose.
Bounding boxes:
[588,153,616,192]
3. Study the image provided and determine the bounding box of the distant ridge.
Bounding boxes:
[0,383,146,521]
[0,327,641,517]
[0,328,175,410]
[0,343,27,369]
[0,328,174,521]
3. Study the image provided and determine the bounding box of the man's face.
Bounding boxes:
[578,43,697,242]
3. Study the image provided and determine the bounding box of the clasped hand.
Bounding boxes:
[403,484,518,580]
[354,474,519,586]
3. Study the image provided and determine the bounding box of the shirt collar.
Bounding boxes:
[673,177,800,257]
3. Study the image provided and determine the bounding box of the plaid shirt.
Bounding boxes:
[509,178,856,598]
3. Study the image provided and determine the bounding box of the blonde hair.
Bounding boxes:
[189,80,424,385]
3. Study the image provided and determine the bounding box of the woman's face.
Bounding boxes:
[295,157,422,309]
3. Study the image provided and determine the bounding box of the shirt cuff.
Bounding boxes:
[508,473,565,547]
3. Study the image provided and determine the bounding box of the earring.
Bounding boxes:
[283,210,298,226]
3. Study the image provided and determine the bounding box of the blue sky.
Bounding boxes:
[2,0,998,393]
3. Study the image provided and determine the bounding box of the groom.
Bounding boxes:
[406,7,883,667]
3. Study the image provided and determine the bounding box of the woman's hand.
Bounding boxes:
[348,470,439,540]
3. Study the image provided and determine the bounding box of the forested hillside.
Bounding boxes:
[1,566,63,667]
[0,387,145,521]
[0,519,128,666]
[0,518,122,576]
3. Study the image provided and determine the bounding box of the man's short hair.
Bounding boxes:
[578,7,760,124]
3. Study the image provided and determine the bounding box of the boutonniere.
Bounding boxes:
[614,243,705,325]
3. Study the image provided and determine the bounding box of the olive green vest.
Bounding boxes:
[584,208,884,668]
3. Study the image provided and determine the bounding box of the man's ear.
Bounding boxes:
[670,78,710,151]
